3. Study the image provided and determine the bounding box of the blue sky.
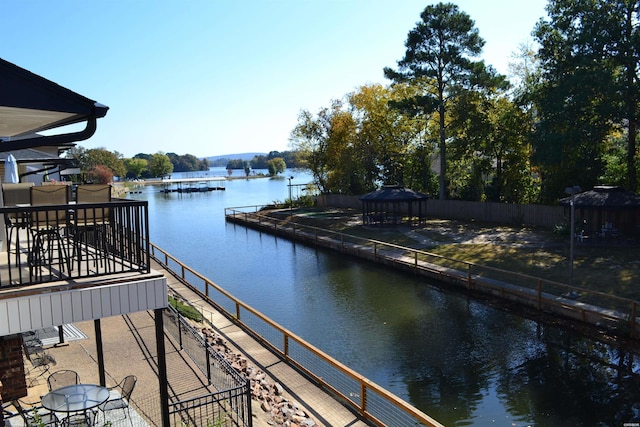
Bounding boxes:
[2,1,547,159]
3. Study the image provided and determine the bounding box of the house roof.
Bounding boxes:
[0,58,108,152]
[359,185,429,202]
[559,186,640,208]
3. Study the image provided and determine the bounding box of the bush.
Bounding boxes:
[168,296,203,322]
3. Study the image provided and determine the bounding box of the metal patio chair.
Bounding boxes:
[2,182,34,262]
[22,331,56,387]
[11,399,60,427]
[47,369,80,391]
[99,375,137,424]
[29,184,72,276]
[73,184,112,272]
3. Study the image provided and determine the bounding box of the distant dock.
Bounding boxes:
[158,176,227,193]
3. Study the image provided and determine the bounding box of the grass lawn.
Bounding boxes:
[271,208,640,302]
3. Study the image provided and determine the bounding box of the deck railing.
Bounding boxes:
[0,199,150,287]
[223,206,640,338]
[149,242,445,427]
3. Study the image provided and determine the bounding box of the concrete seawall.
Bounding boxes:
[226,211,640,339]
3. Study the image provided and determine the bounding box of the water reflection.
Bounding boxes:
[134,171,640,426]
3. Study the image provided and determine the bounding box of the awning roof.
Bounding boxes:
[0,58,108,152]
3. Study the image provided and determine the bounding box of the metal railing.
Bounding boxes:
[224,207,640,337]
[149,243,445,427]
[163,305,252,427]
[0,199,150,287]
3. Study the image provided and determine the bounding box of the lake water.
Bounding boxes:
[127,168,640,426]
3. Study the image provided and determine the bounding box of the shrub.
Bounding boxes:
[168,296,203,322]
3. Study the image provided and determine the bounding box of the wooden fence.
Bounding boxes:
[316,194,567,228]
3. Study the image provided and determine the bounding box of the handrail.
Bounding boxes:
[223,206,640,337]
[149,242,444,427]
[0,199,150,287]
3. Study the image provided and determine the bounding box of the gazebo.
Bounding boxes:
[359,185,429,227]
[559,186,640,237]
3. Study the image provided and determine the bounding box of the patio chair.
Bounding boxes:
[99,375,136,424]
[2,182,34,263]
[29,185,71,276]
[47,369,80,391]
[73,184,112,271]
[11,399,60,427]
[22,331,56,387]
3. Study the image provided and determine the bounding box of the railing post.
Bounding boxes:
[236,302,241,320]
[631,301,637,337]
[414,252,418,270]
[205,343,212,385]
[360,382,367,415]
[467,265,471,289]
[537,280,542,310]
[205,280,209,298]
[284,334,289,359]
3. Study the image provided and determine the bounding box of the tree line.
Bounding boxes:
[65,147,209,181]
[223,151,303,170]
[290,0,639,204]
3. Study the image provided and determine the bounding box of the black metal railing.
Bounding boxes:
[163,305,252,427]
[0,199,150,287]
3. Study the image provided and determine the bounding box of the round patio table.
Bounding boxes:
[41,383,109,414]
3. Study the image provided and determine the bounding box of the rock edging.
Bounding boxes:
[201,327,318,427]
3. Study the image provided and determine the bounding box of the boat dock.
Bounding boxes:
[158,176,227,193]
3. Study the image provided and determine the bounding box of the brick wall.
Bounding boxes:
[0,335,27,401]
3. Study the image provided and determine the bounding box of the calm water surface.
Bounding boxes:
[128,168,640,426]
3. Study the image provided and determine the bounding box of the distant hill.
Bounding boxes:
[205,152,265,162]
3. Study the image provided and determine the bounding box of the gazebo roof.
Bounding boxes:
[359,185,429,202]
[559,186,640,208]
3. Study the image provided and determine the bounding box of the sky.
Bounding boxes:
[2,1,548,159]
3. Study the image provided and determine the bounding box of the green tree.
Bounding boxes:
[148,152,174,178]
[124,158,148,179]
[291,84,433,195]
[267,157,286,176]
[291,100,372,194]
[384,2,506,199]
[532,0,640,198]
[250,155,268,169]
[167,153,209,172]
[68,146,126,179]
[226,159,245,169]
[348,83,424,188]
[448,92,534,202]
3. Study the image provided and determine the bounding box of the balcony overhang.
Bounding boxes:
[0,273,168,336]
[0,58,109,152]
